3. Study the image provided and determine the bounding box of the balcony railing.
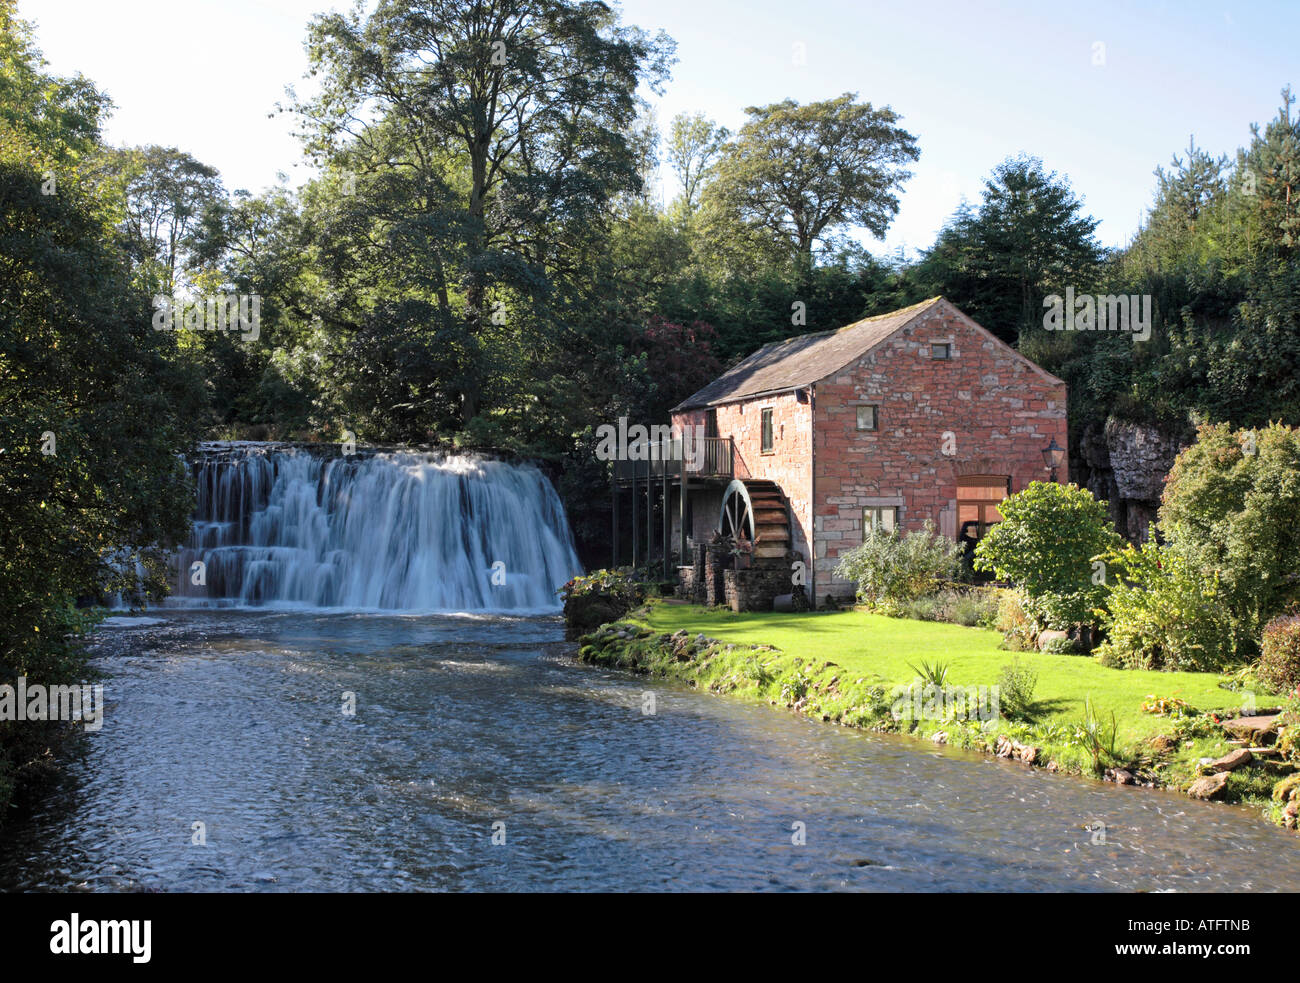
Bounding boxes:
[612,436,734,484]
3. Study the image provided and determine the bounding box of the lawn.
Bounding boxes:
[641,601,1251,741]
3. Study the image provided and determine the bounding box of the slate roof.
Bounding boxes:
[673,297,948,411]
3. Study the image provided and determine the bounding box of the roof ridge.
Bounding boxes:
[670,296,950,412]
[760,296,943,351]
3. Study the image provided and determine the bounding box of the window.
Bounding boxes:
[931,342,951,360]
[761,408,774,453]
[956,476,1009,545]
[856,405,878,431]
[863,507,897,536]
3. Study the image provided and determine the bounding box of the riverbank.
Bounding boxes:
[576,601,1300,832]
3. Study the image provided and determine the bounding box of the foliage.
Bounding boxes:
[997,659,1039,722]
[900,587,1000,627]
[912,155,1103,344]
[994,588,1037,651]
[558,568,646,605]
[780,668,812,704]
[906,659,950,687]
[701,93,919,273]
[1040,636,1081,655]
[834,520,963,611]
[1159,422,1300,650]
[1077,696,1119,774]
[1094,542,1239,672]
[0,7,203,823]
[291,0,675,429]
[665,111,729,213]
[973,481,1120,630]
[1259,614,1300,694]
[1140,695,1193,717]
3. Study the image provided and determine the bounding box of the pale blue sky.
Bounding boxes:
[24,0,1297,257]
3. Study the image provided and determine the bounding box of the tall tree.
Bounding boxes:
[914,155,1103,343]
[665,111,728,213]
[1125,137,1229,274]
[0,3,204,820]
[107,145,225,295]
[701,93,919,274]
[1236,87,1300,255]
[291,0,674,427]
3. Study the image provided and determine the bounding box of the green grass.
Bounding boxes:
[640,602,1253,743]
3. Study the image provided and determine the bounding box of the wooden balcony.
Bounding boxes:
[612,436,734,485]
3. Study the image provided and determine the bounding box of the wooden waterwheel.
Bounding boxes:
[717,479,792,561]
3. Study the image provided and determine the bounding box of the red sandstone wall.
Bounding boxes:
[670,396,813,570]
[811,305,1069,599]
[713,393,812,568]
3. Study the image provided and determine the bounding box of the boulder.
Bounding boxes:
[1208,748,1254,773]
[1037,629,1069,651]
[1220,714,1281,744]
[1187,772,1231,800]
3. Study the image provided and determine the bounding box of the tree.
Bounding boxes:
[291,0,674,426]
[914,156,1103,343]
[0,0,106,164]
[701,93,919,274]
[1158,422,1300,650]
[0,7,204,820]
[1236,87,1300,255]
[665,111,728,213]
[1125,137,1230,274]
[106,145,225,296]
[973,482,1121,630]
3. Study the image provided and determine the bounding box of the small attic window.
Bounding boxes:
[931,342,951,360]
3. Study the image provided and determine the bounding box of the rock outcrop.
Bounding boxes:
[1073,417,1188,542]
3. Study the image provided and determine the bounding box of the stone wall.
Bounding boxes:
[723,565,795,612]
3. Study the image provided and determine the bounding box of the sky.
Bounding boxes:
[22,0,1298,258]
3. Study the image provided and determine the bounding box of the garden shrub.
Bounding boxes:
[901,594,943,622]
[995,588,1036,651]
[997,658,1039,721]
[1041,635,1082,655]
[1259,614,1300,694]
[973,481,1121,630]
[1094,542,1239,672]
[834,520,963,611]
[899,586,1000,627]
[1160,422,1300,652]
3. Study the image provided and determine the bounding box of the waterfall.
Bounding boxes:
[169,443,582,612]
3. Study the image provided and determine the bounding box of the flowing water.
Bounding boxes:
[2,609,1299,893]
[8,443,1299,891]
[171,443,580,611]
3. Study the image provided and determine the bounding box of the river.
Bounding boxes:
[2,610,1298,892]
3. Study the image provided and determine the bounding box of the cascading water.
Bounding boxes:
[171,443,582,611]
